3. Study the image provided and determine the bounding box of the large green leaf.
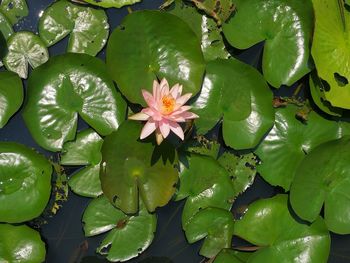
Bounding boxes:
[83,195,156,262]
[106,10,205,106]
[0,224,46,262]
[223,0,313,88]
[192,58,274,150]
[22,53,126,152]
[234,195,330,263]
[100,120,178,214]
[311,0,350,109]
[255,105,350,190]
[61,129,104,198]
[3,31,49,79]
[290,137,350,234]
[0,143,52,223]
[39,0,109,56]
[185,207,234,258]
[0,10,13,40]
[214,249,251,263]
[0,0,28,25]
[80,0,142,8]
[0,71,23,128]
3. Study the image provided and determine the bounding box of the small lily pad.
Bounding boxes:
[192,58,274,150]
[100,120,178,214]
[223,0,313,88]
[214,249,251,263]
[60,129,104,198]
[22,53,126,151]
[234,195,330,263]
[3,31,49,79]
[0,0,29,25]
[184,207,234,258]
[0,142,52,223]
[0,10,13,40]
[255,105,350,190]
[0,71,23,128]
[39,0,109,56]
[290,137,350,234]
[83,195,157,262]
[106,10,205,106]
[0,224,46,262]
[81,0,142,8]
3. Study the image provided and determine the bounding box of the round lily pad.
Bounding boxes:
[255,105,350,190]
[0,10,13,40]
[234,195,331,263]
[3,31,49,79]
[214,249,251,263]
[22,53,126,152]
[0,223,46,262]
[192,58,274,150]
[0,71,23,128]
[100,120,178,214]
[222,0,313,88]
[290,137,350,234]
[311,0,350,109]
[0,142,52,223]
[82,0,142,8]
[60,129,104,198]
[106,10,205,106]
[39,0,109,56]
[0,0,28,25]
[184,207,234,258]
[83,195,157,262]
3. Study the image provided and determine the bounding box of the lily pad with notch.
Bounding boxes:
[23,53,126,152]
[0,0,28,25]
[79,0,142,8]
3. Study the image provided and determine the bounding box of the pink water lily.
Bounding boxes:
[129,78,199,145]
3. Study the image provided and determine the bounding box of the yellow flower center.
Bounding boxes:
[161,95,175,115]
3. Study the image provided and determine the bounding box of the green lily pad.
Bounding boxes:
[0,0,29,25]
[181,136,221,159]
[100,120,178,214]
[255,105,350,190]
[169,0,230,61]
[81,0,142,8]
[61,129,104,198]
[192,58,274,150]
[0,224,46,262]
[214,249,251,263]
[185,207,234,258]
[22,53,126,152]
[190,0,235,25]
[3,31,49,79]
[223,0,313,88]
[290,137,350,234]
[311,0,350,109]
[106,10,205,106]
[0,142,52,223]
[39,0,109,56]
[83,195,157,262]
[0,71,23,128]
[0,10,13,40]
[234,195,331,263]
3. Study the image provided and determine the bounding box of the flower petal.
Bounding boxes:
[160,78,170,97]
[128,112,150,121]
[176,93,192,107]
[140,120,157,139]
[180,111,199,119]
[170,84,180,98]
[153,80,160,102]
[169,121,184,140]
[142,89,156,108]
[159,120,170,138]
[155,129,164,145]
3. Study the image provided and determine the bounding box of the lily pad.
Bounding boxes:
[3,31,49,79]
[255,105,350,190]
[192,58,274,150]
[184,207,234,258]
[214,249,251,263]
[60,129,104,198]
[100,120,178,214]
[0,10,13,40]
[0,142,52,223]
[234,195,331,263]
[22,53,126,152]
[0,71,23,128]
[290,137,350,234]
[223,0,313,88]
[190,0,235,25]
[181,136,221,159]
[39,0,109,56]
[0,224,46,262]
[81,0,142,8]
[83,195,157,262]
[106,10,205,106]
[0,0,28,25]
[311,0,350,109]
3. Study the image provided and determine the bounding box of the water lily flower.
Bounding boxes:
[129,78,199,145]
